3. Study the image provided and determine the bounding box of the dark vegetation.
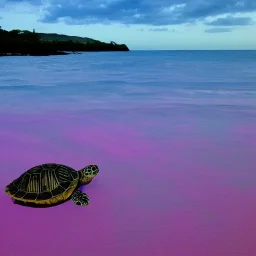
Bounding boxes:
[0,26,129,56]
[39,32,95,43]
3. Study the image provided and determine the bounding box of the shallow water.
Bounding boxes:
[0,51,256,256]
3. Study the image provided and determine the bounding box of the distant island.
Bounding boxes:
[0,26,129,56]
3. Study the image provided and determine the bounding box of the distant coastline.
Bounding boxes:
[0,27,129,56]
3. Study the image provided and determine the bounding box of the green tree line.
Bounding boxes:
[0,27,129,56]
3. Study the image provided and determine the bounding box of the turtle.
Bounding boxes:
[5,163,99,207]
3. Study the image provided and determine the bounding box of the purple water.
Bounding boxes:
[0,51,256,256]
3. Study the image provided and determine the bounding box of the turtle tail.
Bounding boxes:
[5,185,10,193]
[5,183,17,195]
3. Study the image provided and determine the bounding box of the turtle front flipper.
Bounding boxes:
[71,190,89,206]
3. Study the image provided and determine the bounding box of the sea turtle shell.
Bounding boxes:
[5,163,79,205]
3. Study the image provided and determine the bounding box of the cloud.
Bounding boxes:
[149,27,168,32]
[204,27,233,33]
[1,0,256,26]
[1,0,42,5]
[205,16,254,26]
[138,27,178,32]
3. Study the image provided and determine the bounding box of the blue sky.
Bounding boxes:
[0,0,255,50]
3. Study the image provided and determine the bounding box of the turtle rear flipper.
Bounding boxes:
[71,190,89,206]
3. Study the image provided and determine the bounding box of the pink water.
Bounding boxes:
[1,51,256,256]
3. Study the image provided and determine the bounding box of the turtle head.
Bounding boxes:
[79,165,99,185]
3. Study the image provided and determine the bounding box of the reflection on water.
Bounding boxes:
[0,51,256,256]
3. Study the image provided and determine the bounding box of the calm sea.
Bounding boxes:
[0,50,256,256]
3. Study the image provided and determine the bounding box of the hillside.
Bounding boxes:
[39,33,97,44]
[0,27,129,56]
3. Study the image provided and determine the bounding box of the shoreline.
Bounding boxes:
[0,50,129,57]
[0,52,68,57]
